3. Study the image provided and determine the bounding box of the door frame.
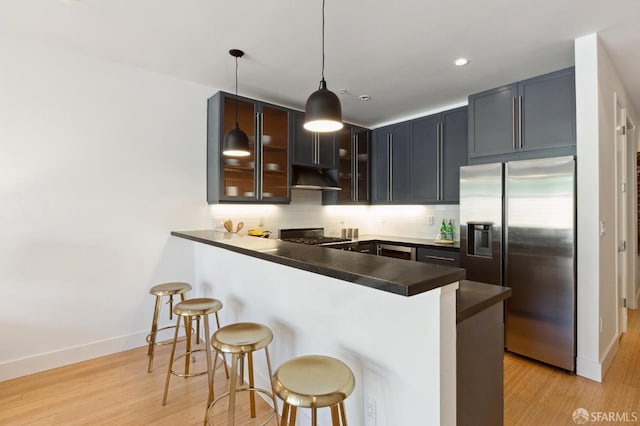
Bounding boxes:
[614,94,632,335]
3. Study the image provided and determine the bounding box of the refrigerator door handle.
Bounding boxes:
[512,97,517,150]
[518,95,523,149]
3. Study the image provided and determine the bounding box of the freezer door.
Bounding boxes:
[459,163,503,286]
[505,156,575,371]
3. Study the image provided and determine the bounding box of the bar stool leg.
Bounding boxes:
[339,402,347,426]
[331,405,340,426]
[280,403,290,426]
[248,351,256,418]
[147,295,162,372]
[162,313,182,405]
[264,346,280,423]
[312,407,318,426]
[214,312,229,379]
[185,316,192,375]
[202,315,215,426]
[227,353,240,425]
[289,406,297,426]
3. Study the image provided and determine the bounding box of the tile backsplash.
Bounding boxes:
[209,190,460,240]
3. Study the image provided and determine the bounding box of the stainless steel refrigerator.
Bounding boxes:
[460,156,576,371]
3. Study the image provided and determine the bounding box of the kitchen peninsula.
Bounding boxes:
[171,230,507,425]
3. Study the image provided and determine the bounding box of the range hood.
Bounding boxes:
[291,166,341,191]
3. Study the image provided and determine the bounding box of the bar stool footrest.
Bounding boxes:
[205,386,277,426]
[146,325,194,346]
[169,349,208,378]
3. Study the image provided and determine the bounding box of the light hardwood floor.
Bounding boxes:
[0,339,274,425]
[2,310,639,425]
[505,309,640,425]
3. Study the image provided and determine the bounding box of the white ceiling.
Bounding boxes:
[1,0,639,128]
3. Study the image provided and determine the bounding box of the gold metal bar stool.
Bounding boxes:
[147,282,192,373]
[273,355,355,426]
[205,322,279,426]
[162,297,228,406]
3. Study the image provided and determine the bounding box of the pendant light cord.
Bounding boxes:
[234,55,239,125]
[321,0,325,84]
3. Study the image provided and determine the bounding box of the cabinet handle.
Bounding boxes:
[512,97,516,150]
[353,135,358,202]
[436,123,441,200]
[360,249,371,253]
[518,95,523,149]
[421,254,456,262]
[258,113,264,199]
[313,134,317,165]
[388,134,393,202]
[438,122,444,200]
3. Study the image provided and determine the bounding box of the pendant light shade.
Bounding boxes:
[304,0,343,133]
[223,123,250,157]
[304,79,343,132]
[223,49,250,157]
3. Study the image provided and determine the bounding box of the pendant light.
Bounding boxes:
[223,49,250,157]
[303,0,343,133]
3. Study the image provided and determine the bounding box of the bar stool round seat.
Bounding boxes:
[150,282,192,297]
[163,297,227,407]
[146,282,192,373]
[206,322,279,426]
[273,355,355,425]
[212,322,273,354]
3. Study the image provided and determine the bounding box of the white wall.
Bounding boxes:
[0,35,212,381]
[209,190,460,240]
[574,34,639,382]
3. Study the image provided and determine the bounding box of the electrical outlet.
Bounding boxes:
[427,216,434,225]
[365,396,377,426]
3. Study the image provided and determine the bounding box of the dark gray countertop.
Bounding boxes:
[171,230,465,297]
[456,280,512,323]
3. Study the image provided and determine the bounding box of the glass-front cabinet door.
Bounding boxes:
[326,125,370,204]
[354,128,370,203]
[221,96,256,199]
[260,105,289,200]
[207,91,290,203]
[337,127,353,202]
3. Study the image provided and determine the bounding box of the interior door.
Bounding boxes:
[615,98,628,335]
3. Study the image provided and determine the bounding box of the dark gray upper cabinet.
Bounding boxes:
[441,107,468,203]
[468,84,517,158]
[411,114,440,202]
[323,124,370,205]
[411,107,467,203]
[468,67,575,164]
[291,111,337,169]
[207,91,290,204]
[371,122,412,203]
[371,106,468,204]
[519,69,576,151]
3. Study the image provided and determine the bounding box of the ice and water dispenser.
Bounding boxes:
[467,223,493,257]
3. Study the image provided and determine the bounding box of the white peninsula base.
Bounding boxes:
[190,241,459,425]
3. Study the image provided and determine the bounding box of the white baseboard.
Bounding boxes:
[600,336,619,379]
[0,331,148,382]
[576,335,620,383]
[576,355,603,382]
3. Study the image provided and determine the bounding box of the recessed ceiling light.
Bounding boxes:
[338,89,348,95]
[454,58,469,66]
[359,95,371,101]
